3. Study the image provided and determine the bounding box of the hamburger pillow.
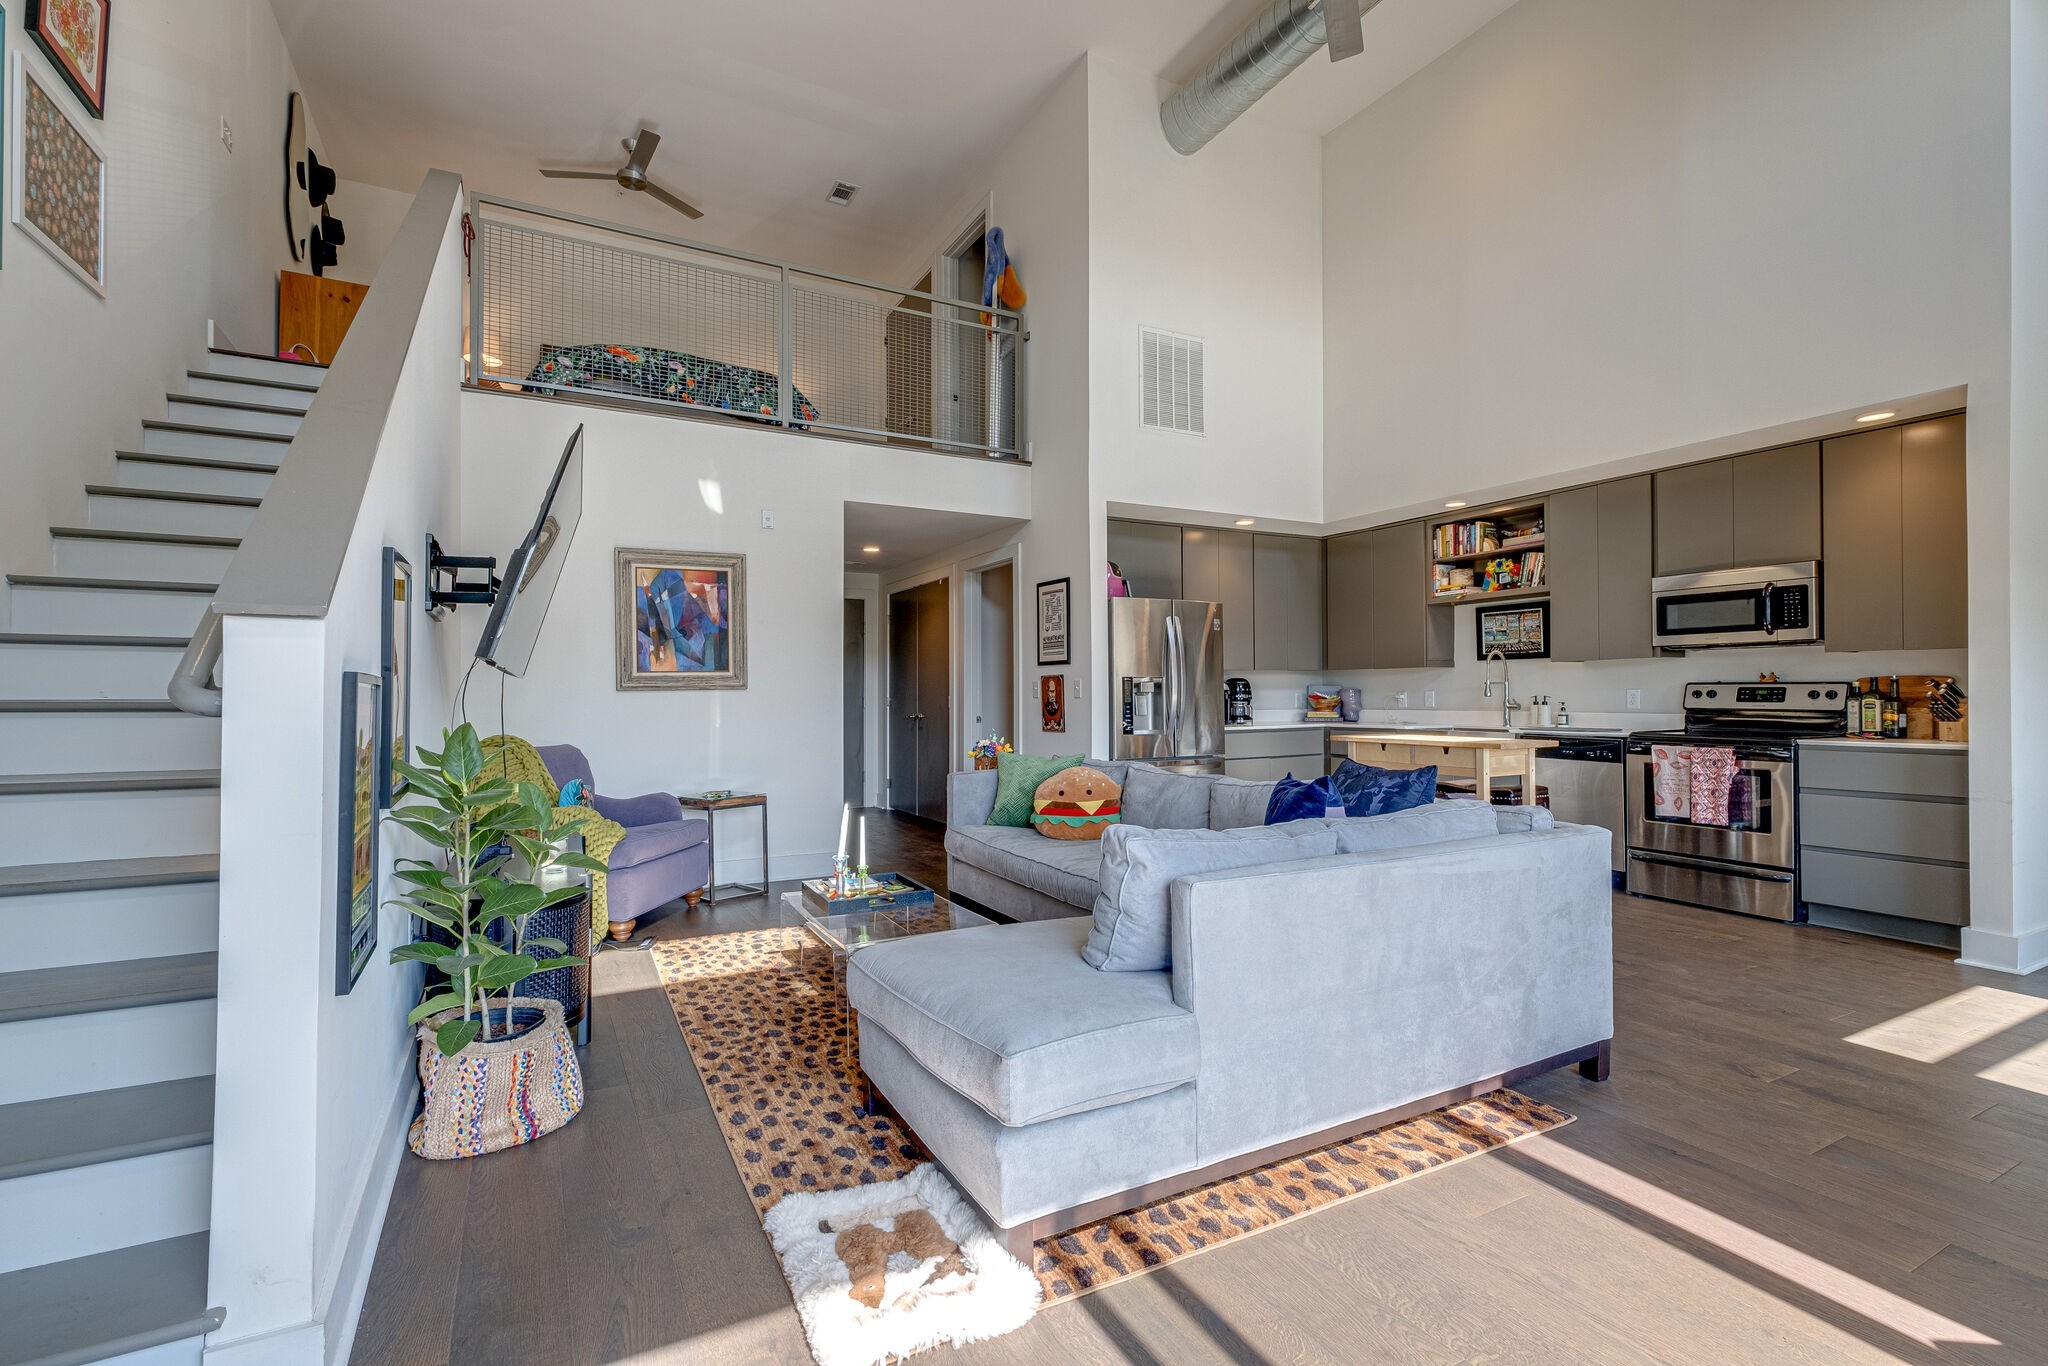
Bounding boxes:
[1031,766,1123,841]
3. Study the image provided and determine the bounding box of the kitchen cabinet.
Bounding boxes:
[1253,534,1324,671]
[1798,742,1969,945]
[1108,519,1181,599]
[1653,443,1819,576]
[1549,475,1654,662]
[1325,521,1451,670]
[1324,530,1374,670]
[1821,415,1966,652]
[1653,461,1733,576]
[1224,726,1326,781]
[1183,527,1255,671]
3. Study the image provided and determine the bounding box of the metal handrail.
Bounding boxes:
[168,606,223,717]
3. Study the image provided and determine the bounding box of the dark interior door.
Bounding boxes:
[914,580,951,822]
[843,600,864,807]
[888,592,919,816]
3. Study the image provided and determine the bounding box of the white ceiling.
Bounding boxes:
[270,0,1516,285]
[844,502,1022,573]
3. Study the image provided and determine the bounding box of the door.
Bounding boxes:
[973,563,1015,746]
[888,594,919,816]
[843,600,865,806]
[914,580,951,822]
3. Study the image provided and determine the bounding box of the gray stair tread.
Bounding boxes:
[207,345,327,372]
[117,450,280,474]
[48,527,240,547]
[139,419,292,443]
[0,1233,223,1366]
[0,770,220,795]
[0,953,217,1024]
[83,485,263,508]
[187,367,320,394]
[0,854,218,897]
[0,699,182,713]
[5,575,220,594]
[164,394,306,419]
[0,632,192,647]
[0,1077,213,1181]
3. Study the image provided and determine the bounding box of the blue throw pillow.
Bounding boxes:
[1264,773,1343,825]
[1330,759,1437,817]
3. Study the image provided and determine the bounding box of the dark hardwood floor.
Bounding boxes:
[352,809,2048,1365]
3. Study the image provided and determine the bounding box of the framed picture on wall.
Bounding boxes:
[1035,577,1070,666]
[24,0,108,119]
[10,51,106,295]
[1475,602,1550,660]
[615,547,748,690]
[1041,674,1066,733]
[337,670,381,995]
[379,548,411,809]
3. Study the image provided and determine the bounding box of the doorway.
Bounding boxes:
[888,578,950,822]
[970,562,1014,748]
[843,599,865,807]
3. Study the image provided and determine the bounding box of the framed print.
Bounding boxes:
[337,670,381,995]
[1475,602,1550,660]
[11,52,105,295]
[379,548,411,809]
[616,547,747,690]
[1035,576,1070,666]
[26,0,108,118]
[1041,674,1066,733]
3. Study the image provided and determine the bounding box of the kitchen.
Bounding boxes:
[1107,410,1970,949]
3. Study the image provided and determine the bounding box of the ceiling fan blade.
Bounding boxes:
[539,167,620,180]
[623,127,661,177]
[642,179,704,220]
[1324,0,1364,60]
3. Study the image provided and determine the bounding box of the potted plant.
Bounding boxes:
[385,723,605,1158]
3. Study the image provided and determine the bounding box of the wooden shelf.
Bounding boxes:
[1433,538,1545,567]
[1430,584,1550,605]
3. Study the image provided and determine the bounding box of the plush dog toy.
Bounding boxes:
[1030,765,1122,840]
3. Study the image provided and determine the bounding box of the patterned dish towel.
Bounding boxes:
[1651,744,1693,822]
[1688,746,1741,827]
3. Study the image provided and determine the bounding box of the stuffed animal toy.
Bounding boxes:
[1030,766,1122,840]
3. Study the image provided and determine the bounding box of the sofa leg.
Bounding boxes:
[999,1221,1041,1266]
[608,918,637,942]
[1578,1039,1611,1082]
[683,888,705,909]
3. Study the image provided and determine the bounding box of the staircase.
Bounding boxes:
[0,349,326,1366]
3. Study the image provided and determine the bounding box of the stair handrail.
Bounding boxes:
[168,605,223,716]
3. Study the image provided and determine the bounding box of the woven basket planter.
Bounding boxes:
[409,996,584,1160]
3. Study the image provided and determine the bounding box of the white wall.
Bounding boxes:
[324,177,415,287]
[0,0,306,582]
[1087,57,1324,525]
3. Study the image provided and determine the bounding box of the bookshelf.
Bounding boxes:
[1428,499,1548,602]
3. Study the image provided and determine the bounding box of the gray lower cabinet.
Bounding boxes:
[1224,727,1325,782]
[1653,442,1819,577]
[1253,534,1324,671]
[1798,744,1969,946]
[1108,519,1182,599]
[1547,475,1654,662]
[1324,520,1451,670]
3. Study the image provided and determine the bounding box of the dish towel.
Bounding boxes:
[1688,746,1741,827]
[1651,744,1693,822]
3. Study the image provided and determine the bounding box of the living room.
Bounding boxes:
[0,1,2043,1364]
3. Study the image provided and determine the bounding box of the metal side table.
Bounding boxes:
[676,791,768,904]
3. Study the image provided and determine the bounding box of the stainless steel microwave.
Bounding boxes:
[1650,562,1821,650]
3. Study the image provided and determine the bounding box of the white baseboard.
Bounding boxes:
[203,1322,322,1366]
[1958,925,2048,976]
[321,1067,419,1366]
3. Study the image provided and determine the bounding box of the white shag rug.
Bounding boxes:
[761,1164,1042,1366]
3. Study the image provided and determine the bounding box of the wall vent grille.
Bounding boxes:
[1140,327,1205,435]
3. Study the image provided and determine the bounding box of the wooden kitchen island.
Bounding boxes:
[1332,731,1558,805]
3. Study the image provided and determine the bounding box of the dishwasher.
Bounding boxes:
[1532,734,1626,876]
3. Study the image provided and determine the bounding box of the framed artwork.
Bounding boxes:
[10,51,105,295]
[26,0,109,119]
[1035,577,1070,666]
[1475,602,1550,660]
[379,548,411,809]
[616,547,747,690]
[336,670,381,995]
[1041,674,1066,733]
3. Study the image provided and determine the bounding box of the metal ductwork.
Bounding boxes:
[1161,0,1383,156]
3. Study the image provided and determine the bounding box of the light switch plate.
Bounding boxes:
[1395,692,1409,708]
[1424,690,1436,708]
[760,509,775,529]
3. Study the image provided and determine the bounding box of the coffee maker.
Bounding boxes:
[1224,677,1253,726]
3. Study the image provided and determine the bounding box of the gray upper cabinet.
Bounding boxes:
[1108,519,1182,599]
[1183,526,1256,670]
[1546,486,1600,662]
[1549,476,1654,662]
[1324,530,1374,670]
[1900,415,1966,650]
[1731,443,1821,566]
[1325,521,1450,670]
[1823,415,1967,653]
[1653,460,1734,576]
[1254,534,1323,671]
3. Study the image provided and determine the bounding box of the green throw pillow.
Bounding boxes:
[990,751,1083,826]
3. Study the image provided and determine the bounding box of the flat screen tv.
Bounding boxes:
[476,424,584,677]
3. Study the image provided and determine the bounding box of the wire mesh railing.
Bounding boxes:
[467,195,1025,459]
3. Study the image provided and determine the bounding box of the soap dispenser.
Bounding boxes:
[1556,700,1571,727]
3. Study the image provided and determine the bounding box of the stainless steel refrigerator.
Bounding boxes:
[1110,598,1224,773]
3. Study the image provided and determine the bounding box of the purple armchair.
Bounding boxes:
[537,744,710,940]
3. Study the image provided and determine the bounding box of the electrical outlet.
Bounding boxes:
[220,117,234,152]
[1626,688,1643,711]
[760,509,775,530]
[1424,690,1436,708]
[1394,691,1409,709]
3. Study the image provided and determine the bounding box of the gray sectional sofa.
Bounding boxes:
[851,762,1614,1257]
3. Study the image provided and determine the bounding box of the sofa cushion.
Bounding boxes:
[1086,824,1339,971]
[608,819,708,871]
[946,823,1103,909]
[1119,763,1211,830]
[846,918,1198,1127]
[990,752,1083,826]
[1492,804,1557,833]
[1330,759,1439,817]
[1327,798,1498,852]
[1265,773,1342,824]
[1208,776,1278,830]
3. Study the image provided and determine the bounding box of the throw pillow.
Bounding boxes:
[989,751,1082,827]
[1330,759,1438,817]
[1264,773,1343,825]
[1119,763,1212,829]
[1031,766,1122,840]
[1086,824,1341,971]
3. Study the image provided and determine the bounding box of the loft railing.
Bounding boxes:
[466,194,1025,459]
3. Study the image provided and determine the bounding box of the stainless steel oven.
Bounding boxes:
[1651,562,1821,650]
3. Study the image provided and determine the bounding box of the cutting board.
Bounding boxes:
[1850,675,1966,742]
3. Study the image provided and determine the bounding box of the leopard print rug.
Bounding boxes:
[652,925,1573,1305]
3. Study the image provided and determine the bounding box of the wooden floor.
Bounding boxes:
[352,810,2048,1365]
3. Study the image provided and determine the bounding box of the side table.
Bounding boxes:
[676,791,769,905]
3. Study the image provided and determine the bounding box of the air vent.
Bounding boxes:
[827,182,860,207]
[1140,327,1204,435]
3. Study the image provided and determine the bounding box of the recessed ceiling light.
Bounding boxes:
[1444,500,1468,509]
[861,545,881,554]
[1234,518,1255,526]
[1856,411,1896,423]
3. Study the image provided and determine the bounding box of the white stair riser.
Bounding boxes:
[0,881,217,970]
[116,458,274,499]
[0,710,220,773]
[185,372,316,410]
[0,1144,212,1275]
[52,537,238,581]
[0,642,183,700]
[0,788,219,864]
[139,426,292,461]
[7,584,214,637]
[198,353,327,385]
[87,493,257,538]
[0,999,215,1105]
[163,400,302,436]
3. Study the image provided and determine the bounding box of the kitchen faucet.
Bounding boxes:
[1483,648,1521,729]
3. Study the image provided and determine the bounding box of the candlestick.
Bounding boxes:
[830,853,850,898]
[836,803,849,860]
[858,815,867,872]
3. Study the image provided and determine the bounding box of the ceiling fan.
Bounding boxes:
[539,127,703,220]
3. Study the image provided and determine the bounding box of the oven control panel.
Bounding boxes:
[1684,682,1849,713]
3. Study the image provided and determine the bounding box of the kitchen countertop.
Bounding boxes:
[1222,719,1333,732]
[1332,730,1559,750]
[1798,737,1969,754]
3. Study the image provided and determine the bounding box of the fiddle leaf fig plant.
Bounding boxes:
[385,723,605,1056]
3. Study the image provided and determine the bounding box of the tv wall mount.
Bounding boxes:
[424,534,499,620]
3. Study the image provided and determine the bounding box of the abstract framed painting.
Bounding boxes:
[25,0,109,119]
[379,548,411,809]
[337,670,381,995]
[615,547,747,690]
[10,50,105,295]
